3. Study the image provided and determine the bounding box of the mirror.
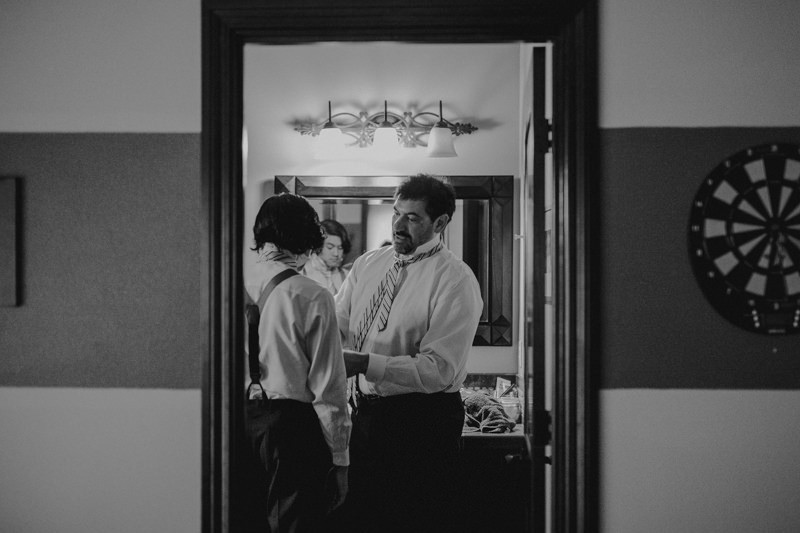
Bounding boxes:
[275,175,513,346]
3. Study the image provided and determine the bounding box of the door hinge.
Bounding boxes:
[533,408,552,447]
[534,118,552,154]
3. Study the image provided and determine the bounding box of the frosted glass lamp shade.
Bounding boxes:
[427,125,457,157]
[370,100,400,157]
[314,125,344,159]
[372,124,400,156]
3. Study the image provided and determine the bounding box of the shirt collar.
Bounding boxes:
[257,242,301,270]
[396,235,443,261]
[308,253,331,275]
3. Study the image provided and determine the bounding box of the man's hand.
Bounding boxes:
[325,465,349,514]
[343,349,369,377]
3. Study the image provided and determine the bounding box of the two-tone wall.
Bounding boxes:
[2,1,800,532]
[0,2,203,531]
[598,1,800,531]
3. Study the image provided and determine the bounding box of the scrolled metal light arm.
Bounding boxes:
[293,105,477,148]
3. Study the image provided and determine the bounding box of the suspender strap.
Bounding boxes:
[256,268,299,313]
[246,268,299,393]
[246,306,261,385]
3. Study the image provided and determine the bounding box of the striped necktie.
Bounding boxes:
[352,241,443,351]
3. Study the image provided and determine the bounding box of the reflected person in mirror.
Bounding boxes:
[245,193,351,532]
[332,174,483,532]
[302,219,352,295]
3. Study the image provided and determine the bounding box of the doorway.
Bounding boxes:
[201,2,597,531]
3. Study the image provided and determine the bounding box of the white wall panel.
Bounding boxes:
[0,0,200,132]
[600,0,800,128]
[600,389,800,532]
[0,388,201,533]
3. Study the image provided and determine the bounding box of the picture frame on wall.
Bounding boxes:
[1,177,21,307]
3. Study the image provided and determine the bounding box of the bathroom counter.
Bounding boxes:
[461,426,526,450]
[458,426,528,530]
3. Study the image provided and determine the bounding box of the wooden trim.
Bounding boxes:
[202,0,576,43]
[551,3,598,531]
[201,6,244,532]
[201,1,597,531]
[525,45,549,532]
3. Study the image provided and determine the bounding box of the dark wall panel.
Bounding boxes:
[599,127,800,389]
[0,133,203,388]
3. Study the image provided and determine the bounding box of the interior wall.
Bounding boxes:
[600,127,800,389]
[0,0,199,133]
[0,388,200,533]
[0,1,202,532]
[2,1,800,532]
[0,133,203,388]
[243,42,523,373]
[598,0,800,531]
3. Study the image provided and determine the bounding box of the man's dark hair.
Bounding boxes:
[394,174,456,221]
[319,219,352,255]
[252,193,324,254]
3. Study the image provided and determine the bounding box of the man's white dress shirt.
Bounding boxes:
[335,238,483,396]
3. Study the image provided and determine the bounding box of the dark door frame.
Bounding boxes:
[201,1,598,531]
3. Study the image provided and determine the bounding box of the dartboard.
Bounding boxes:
[688,143,800,335]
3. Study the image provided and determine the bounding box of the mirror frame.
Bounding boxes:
[202,1,598,531]
[275,175,513,346]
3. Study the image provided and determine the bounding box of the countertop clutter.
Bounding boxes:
[461,374,521,434]
[462,392,518,433]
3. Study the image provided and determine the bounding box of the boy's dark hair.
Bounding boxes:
[252,193,324,254]
[395,174,456,221]
[319,219,352,255]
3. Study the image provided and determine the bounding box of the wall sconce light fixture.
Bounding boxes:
[371,101,401,157]
[315,101,345,159]
[294,100,477,158]
[427,100,458,157]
